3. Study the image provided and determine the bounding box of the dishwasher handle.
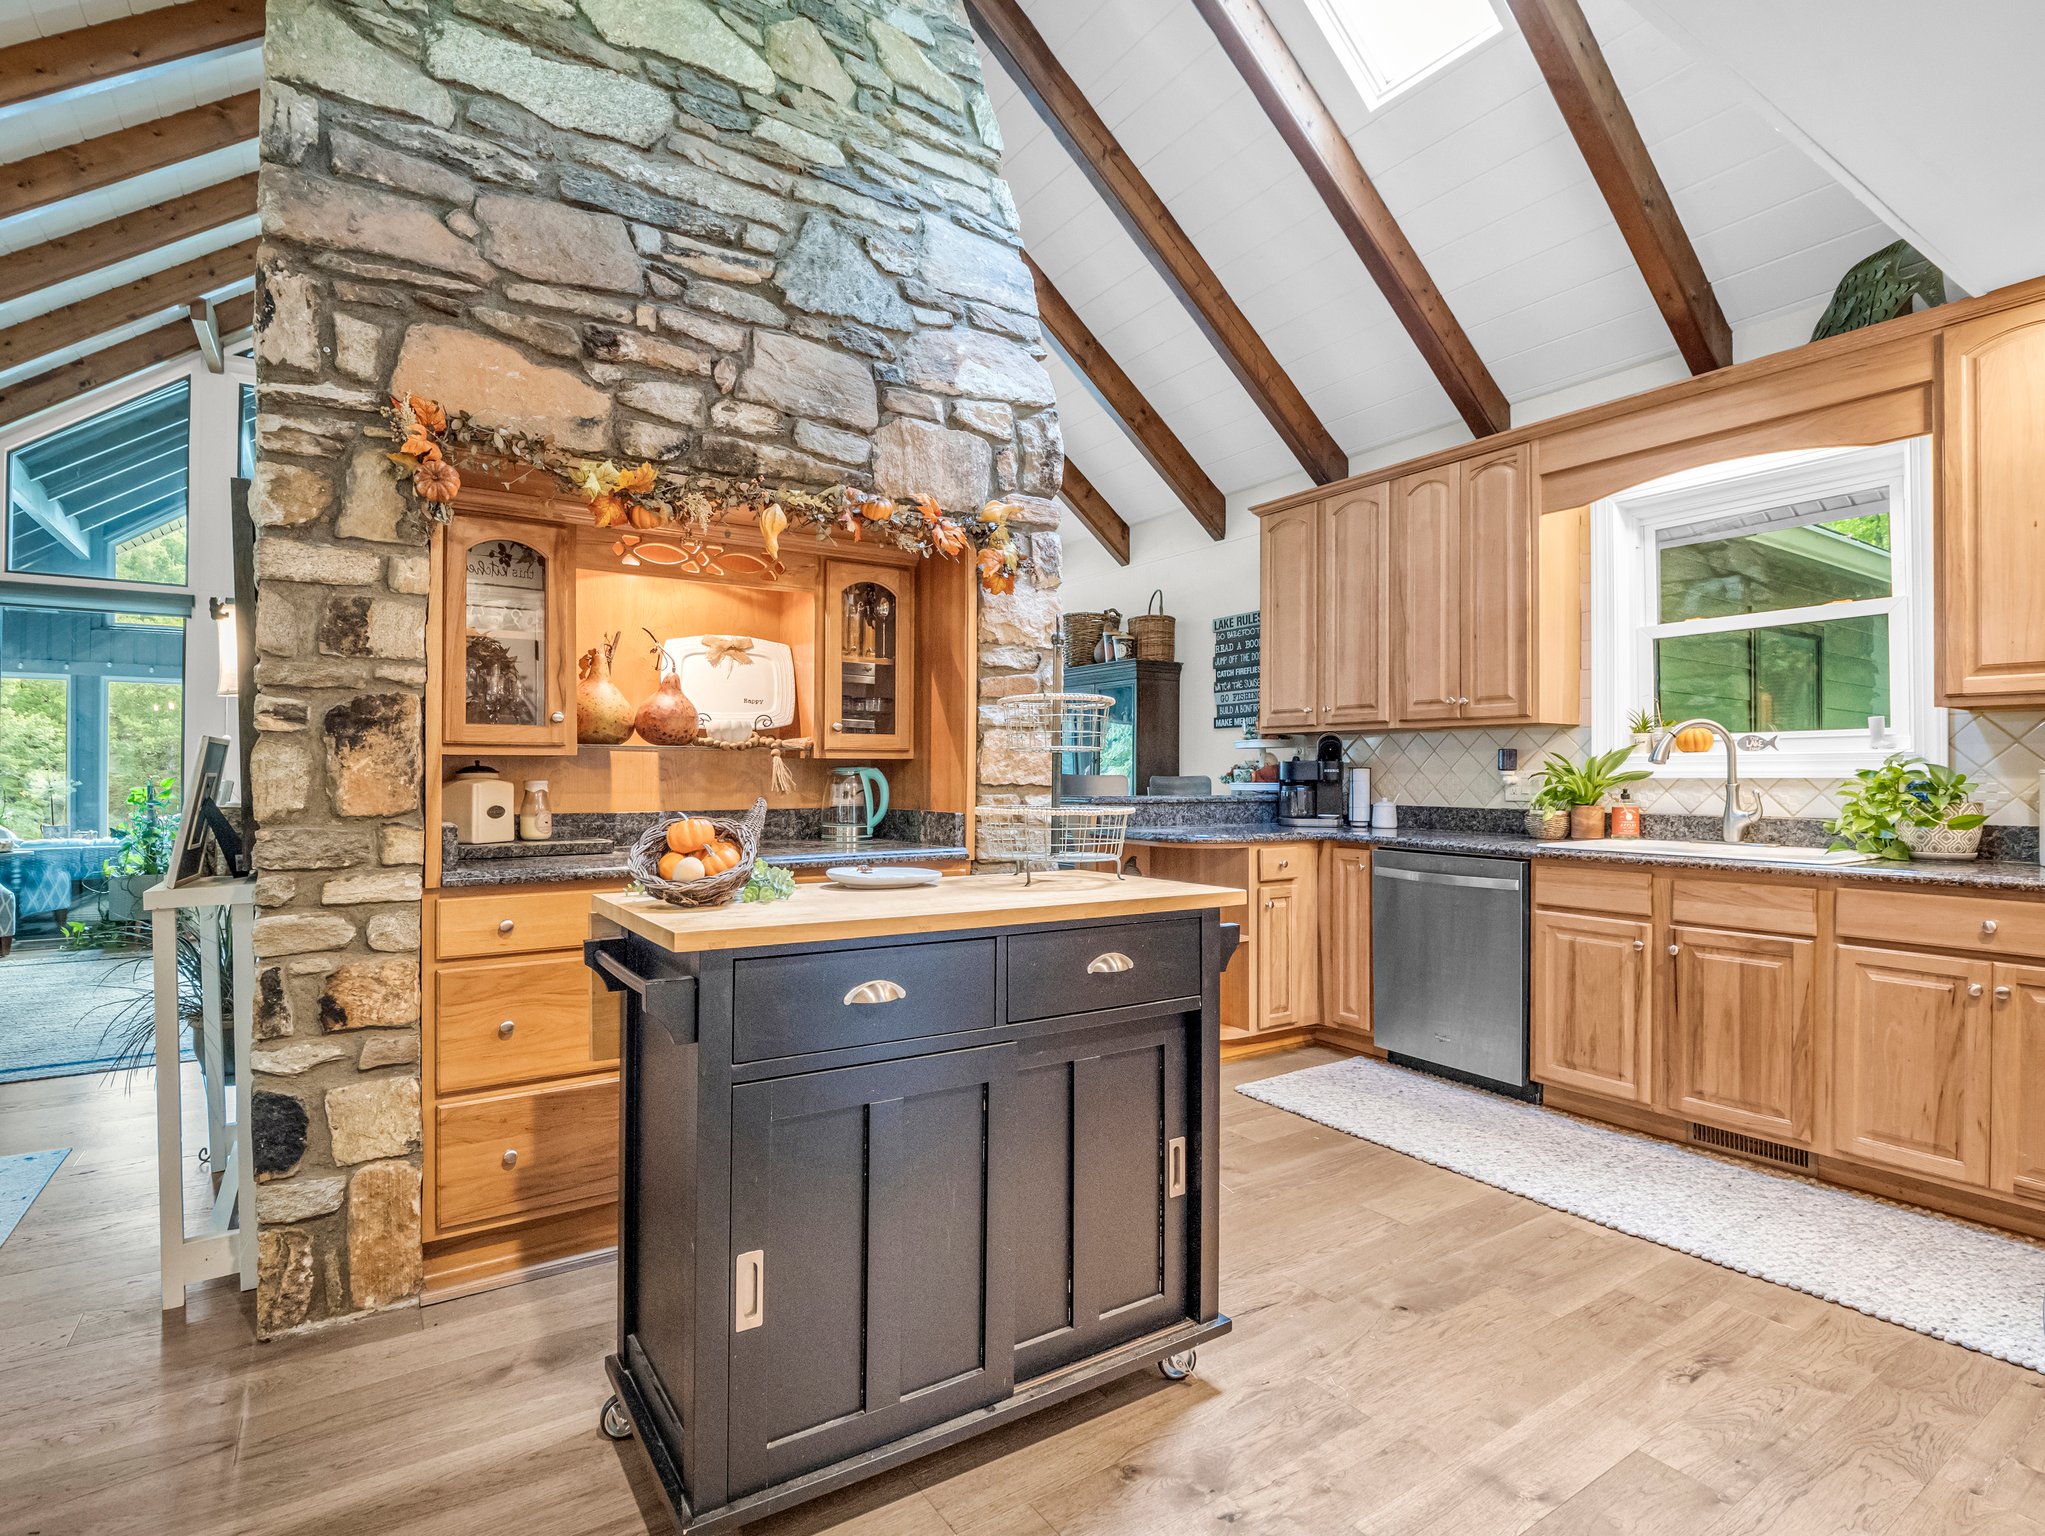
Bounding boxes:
[1374,865,1523,893]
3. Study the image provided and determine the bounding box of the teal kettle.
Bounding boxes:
[826,766,888,842]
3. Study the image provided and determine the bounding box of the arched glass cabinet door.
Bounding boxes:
[821,561,915,759]
[440,516,576,752]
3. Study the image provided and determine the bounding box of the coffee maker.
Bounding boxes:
[1276,734,1346,828]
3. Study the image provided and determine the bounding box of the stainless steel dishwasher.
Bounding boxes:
[1370,848,1533,1097]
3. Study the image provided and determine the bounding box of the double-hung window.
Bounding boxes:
[1591,440,1940,779]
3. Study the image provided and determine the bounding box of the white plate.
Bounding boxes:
[827,864,945,888]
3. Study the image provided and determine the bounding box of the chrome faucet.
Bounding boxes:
[1648,718,1762,843]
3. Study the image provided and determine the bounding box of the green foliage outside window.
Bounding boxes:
[0,676,69,838]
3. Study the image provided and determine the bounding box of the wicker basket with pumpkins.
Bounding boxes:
[629,797,768,907]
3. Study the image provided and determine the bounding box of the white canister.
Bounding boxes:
[1370,798,1399,831]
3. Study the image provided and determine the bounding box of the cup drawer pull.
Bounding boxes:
[843,979,905,1006]
[1087,951,1135,974]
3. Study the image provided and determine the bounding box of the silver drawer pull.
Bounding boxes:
[735,1249,764,1332]
[498,919,515,934]
[498,1019,516,1039]
[1982,919,1999,936]
[844,979,905,1006]
[501,1149,518,1169]
[1087,951,1134,974]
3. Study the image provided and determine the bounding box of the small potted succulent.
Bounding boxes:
[1534,748,1652,839]
[1524,779,1572,841]
[1828,755,1987,861]
[1627,704,1663,751]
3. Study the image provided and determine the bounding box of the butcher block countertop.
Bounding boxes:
[591,871,1244,955]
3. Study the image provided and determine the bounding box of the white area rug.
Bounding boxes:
[1239,1056,2045,1373]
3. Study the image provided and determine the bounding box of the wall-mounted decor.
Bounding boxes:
[1213,611,1260,729]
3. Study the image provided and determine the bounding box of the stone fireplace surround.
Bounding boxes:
[247,0,1062,1331]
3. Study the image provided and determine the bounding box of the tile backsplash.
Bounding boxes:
[1348,709,2045,826]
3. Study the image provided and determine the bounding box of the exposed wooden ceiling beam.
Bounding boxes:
[966,0,1348,486]
[0,0,265,113]
[0,173,256,306]
[1505,0,1731,373]
[0,292,253,432]
[1058,458,1131,565]
[0,92,259,222]
[0,238,256,374]
[1025,253,1226,541]
[1192,0,1510,437]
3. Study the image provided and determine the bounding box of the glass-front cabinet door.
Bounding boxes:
[440,516,575,752]
[820,560,915,759]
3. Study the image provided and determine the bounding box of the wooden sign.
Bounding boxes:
[1212,611,1259,729]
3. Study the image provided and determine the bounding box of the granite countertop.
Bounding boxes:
[1124,823,2045,892]
[439,837,969,888]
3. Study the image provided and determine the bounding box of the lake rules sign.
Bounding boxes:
[1212,611,1259,729]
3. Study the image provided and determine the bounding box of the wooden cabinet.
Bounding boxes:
[1254,845,1317,1031]
[1318,483,1389,728]
[1665,925,1814,1144]
[1990,962,2045,1203]
[439,515,576,753]
[1320,846,1370,1040]
[820,560,915,758]
[1459,445,1535,722]
[1390,462,1462,724]
[1531,908,1653,1102]
[1831,945,1993,1186]
[433,1075,619,1230]
[728,1045,1014,1496]
[1257,501,1320,732]
[1011,1016,1188,1379]
[1939,300,2045,704]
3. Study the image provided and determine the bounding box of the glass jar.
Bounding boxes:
[518,780,553,841]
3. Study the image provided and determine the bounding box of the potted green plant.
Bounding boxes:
[1534,748,1652,839]
[1827,755,1987,861]
[1524,779,1572,841]
[1627,704,1663,750]
[102,777,180,921]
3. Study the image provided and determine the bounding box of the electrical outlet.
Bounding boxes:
[1501,772,1533,807]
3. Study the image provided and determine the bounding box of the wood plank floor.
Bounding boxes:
[3,1047,2042,1536]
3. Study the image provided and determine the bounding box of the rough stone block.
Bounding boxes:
[252,1090,310,1178]
[269,0,456,127]
[581,0,773,89]
[618,381,707,424]
[948,399,1013,440]
[321,870,425,906]
[347,1161,423,1308]
[255,538,383,587]
[868,17,964,110]
[737,329,878,431]
[424,21,673,147]
[896,327,1054,406]
[262,167,492,283]
[777,214,913,329]
[476,192,642,291]
[255,826,373,870]
[257,1228,315,1336]
[324,694,422,818]
[256,1175,346,1225]
[366,909,422,952]
[251,1041,347,1076]
[356,1032,422,1069]
[250,735,311,820]
[324,1076,422,1165]
[319,957,421,1031]
[766,16,855,104]
[871,417,992,512]
[256,266,323,374]
[392,323,612,451]
[336,444,410,544]
[255,912,358,958]
[255,965,292,1039]
[328,126,475,206]
[379,824,426,865]
[250,461,334,528]
[793,419,870,464]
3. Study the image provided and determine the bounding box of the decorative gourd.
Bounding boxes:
[576,632,634,744]
[665,817,716,854]
[1673,726,1716,754]
[635,632,700,746]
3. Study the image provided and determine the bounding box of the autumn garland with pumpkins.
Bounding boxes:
[377,393,1028,594]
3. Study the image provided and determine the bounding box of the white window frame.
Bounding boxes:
[1299,0,1504,111]
[1590,439,1941,780]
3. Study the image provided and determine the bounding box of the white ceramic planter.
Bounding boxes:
[1898,802,1985,861]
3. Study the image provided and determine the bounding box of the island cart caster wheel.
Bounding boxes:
[1158,1350,1197,1382]
[601,1395,634,1441]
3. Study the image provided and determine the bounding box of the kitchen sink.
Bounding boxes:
[1563,838,1879,867]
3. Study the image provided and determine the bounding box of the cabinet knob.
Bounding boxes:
[549,710,565,723]
[1995,985,2013,1003]
[1667,943,1680,956]
[1633,939,1645,952]
[1277,858,1290,870]
[501,1149,519,1169]
[1982,919,1999,936]
[1264,898,1274,909]
[498,919,515,934]
[831,721,844,732]
[1442,696,1457,706]
[498,1019,515,1038]
[1968,982,1985,998]
[1457,696,1471,705]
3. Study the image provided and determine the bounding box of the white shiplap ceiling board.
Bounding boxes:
[0,137,255,253]
[0,0,182,49]
[0,42,260,162]
[0,210,255,327]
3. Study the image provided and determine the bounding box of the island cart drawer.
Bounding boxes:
[436,889,602,960]
[1837,888,2045,957]
[732,938,996,1062]
[434,1075,619,1230]
[434,955,618,1094]
[1006,917,1202,1022]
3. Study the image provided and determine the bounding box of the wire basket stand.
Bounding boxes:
[976,693,1130,882]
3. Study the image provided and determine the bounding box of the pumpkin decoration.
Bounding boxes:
[576,632,634,745]
[1673,726,1717,754]
[635,630,700,746]
[665,817,717,854]
[413,457,461,504]
[657,851,705,883]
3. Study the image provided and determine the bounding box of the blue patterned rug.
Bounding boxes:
[0,949,192,1083]
[0,1148,68,1249]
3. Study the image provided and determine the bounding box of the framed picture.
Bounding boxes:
[167,736,236,887]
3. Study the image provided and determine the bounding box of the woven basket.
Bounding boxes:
[627,797,768,907]
[1128,590,1175,661]
[1064,611,1107,670]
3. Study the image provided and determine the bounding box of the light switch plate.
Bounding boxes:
[1501,772,1533,807]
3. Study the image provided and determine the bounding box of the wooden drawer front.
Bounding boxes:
[1257,845,1310,882]
[1007,918,1201,1023]
[434,956,615,1094]
[732,939,996,1062]
[1670,877,1817,937]
[434,1076,619,1231]
[1534,864,1652,917]
[436,888,599,959]
[1837,888,2045,957]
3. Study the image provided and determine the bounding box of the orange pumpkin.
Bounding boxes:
[413,458,461,505]
[657,851,683,882]
[665,816,716,854]
[1673,726,1716,754]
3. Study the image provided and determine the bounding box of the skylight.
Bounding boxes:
[1302,0,1503,109]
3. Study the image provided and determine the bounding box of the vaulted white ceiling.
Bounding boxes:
[978,0,1905,543]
